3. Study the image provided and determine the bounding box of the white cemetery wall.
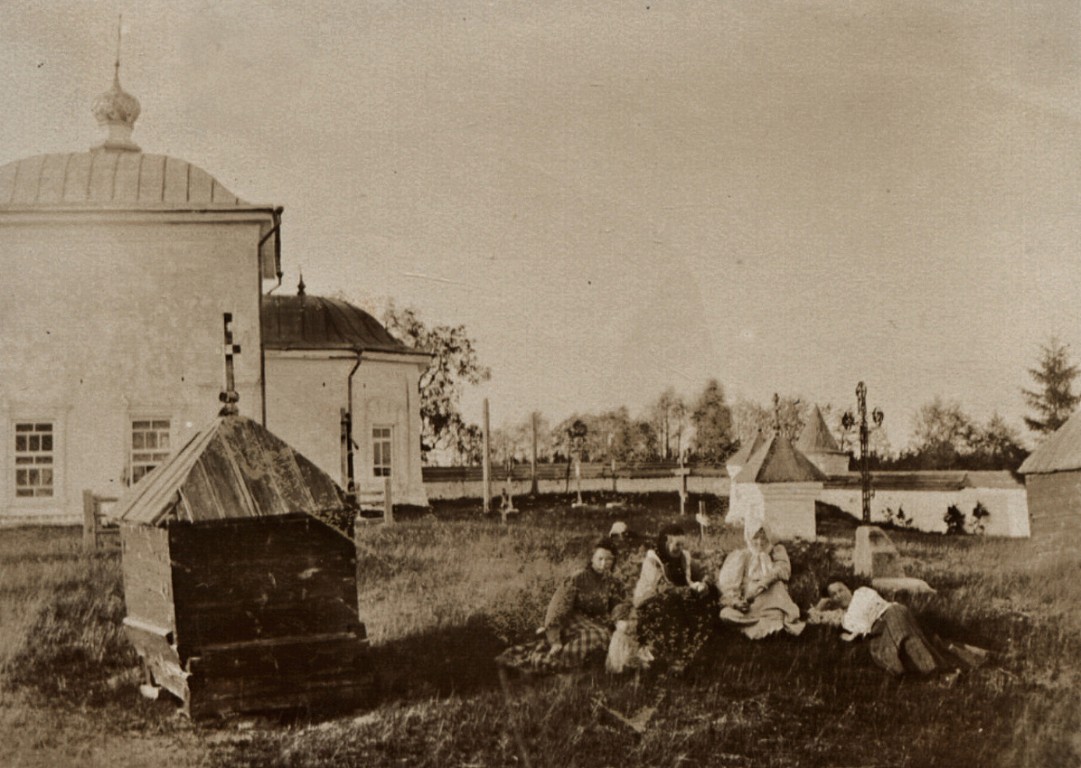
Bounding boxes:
[817,486,1029,537]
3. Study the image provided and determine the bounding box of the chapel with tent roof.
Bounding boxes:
[0,56,429,525]
[1018,410,1081,552]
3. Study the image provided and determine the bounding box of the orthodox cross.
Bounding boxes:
[219,313,241,416]
[842,381,884,522]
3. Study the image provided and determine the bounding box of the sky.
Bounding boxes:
[2,0,1079,450]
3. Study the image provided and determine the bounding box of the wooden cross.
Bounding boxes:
[218,313,241,416]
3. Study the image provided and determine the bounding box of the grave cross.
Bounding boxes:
[219,312,241,416]
[842,381,884,522]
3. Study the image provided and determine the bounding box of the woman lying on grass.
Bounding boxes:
[613,522,716,674]
[497,537,630,674]
[808,582,989,677]
[717,520,805,640]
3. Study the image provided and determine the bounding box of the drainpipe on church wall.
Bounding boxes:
[345,354,363,499]
[258,207,284,427]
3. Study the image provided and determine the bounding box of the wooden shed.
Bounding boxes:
[1018,410,1081,553]
[113,413,372,718]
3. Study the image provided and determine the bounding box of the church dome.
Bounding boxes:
[0,152,247,208]
[91,68,142,152]
[0,59,252,209]
[262,293,416,355]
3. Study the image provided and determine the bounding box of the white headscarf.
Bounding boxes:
[744,519,775,583]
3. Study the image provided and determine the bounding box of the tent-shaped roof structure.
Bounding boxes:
[1019,411,1081,474]
[796,405,843,453]
[728,431,767,467]
[114,414,348,526]
[734,433,828,484]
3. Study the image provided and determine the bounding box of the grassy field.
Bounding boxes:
[1,493,1079,767]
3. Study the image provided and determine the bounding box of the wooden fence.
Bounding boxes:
[421,461,728,483]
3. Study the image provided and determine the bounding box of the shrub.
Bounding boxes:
[884,505,913,529]
[944,504,967,535]
[970,501,991,535]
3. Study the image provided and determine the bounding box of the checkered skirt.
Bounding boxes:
[496,614,612,674]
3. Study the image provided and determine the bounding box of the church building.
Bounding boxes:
[0,66,428,524]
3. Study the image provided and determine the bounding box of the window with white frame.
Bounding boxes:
[14,422,54,498]
[372,426,392,477]
[131,419,171,484]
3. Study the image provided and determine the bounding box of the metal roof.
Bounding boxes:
[796,405,843,454]
[114,415,348,526]
[734,434,828,484]
[0,152,247,208]
[1019,410,1081,474]
[261,294,418,355]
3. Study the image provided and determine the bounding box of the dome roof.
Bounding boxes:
[262,293,419,355]
[0,151,247,208]
[91,68,141,152]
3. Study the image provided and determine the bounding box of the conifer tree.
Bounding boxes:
[1023,337,1080,434]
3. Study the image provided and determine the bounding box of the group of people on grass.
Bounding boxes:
[496,517,987,679]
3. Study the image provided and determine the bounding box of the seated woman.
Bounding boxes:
[621,523,715,673]
[810,582,988,677]
[497,537,629,674]
[717,521,805,639]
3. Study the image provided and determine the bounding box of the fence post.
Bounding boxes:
[83,490,97,551]
[383,475,394,524]
[530,411,539,497]
[482,398,491,514]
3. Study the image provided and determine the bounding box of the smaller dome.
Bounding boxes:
[262,294,417,355]
[90,65,141,152]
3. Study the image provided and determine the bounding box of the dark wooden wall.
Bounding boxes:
[1025,472,1081,552]
[167,514,361,658]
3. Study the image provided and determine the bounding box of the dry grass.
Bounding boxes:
[1,493,1078,767]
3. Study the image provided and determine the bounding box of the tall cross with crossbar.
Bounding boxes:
[218,313,241,416]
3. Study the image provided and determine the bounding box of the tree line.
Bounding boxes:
[384,304,1079,472]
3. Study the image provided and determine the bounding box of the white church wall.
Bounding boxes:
[0,218,267,524]
[264,353,428,507]
[355,359,427,507]
[264,355,353,487]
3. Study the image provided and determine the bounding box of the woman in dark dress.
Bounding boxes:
[497,537,629,673]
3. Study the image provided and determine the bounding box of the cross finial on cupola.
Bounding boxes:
[297,271,306,297]
[91,14,142,152]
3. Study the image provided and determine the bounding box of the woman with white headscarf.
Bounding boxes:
[717,520,805,639]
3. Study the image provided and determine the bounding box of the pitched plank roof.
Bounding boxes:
[727,431,767,466]
[734,434,828,484]
[114,415,348,526]
[1019,410,1081,474]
